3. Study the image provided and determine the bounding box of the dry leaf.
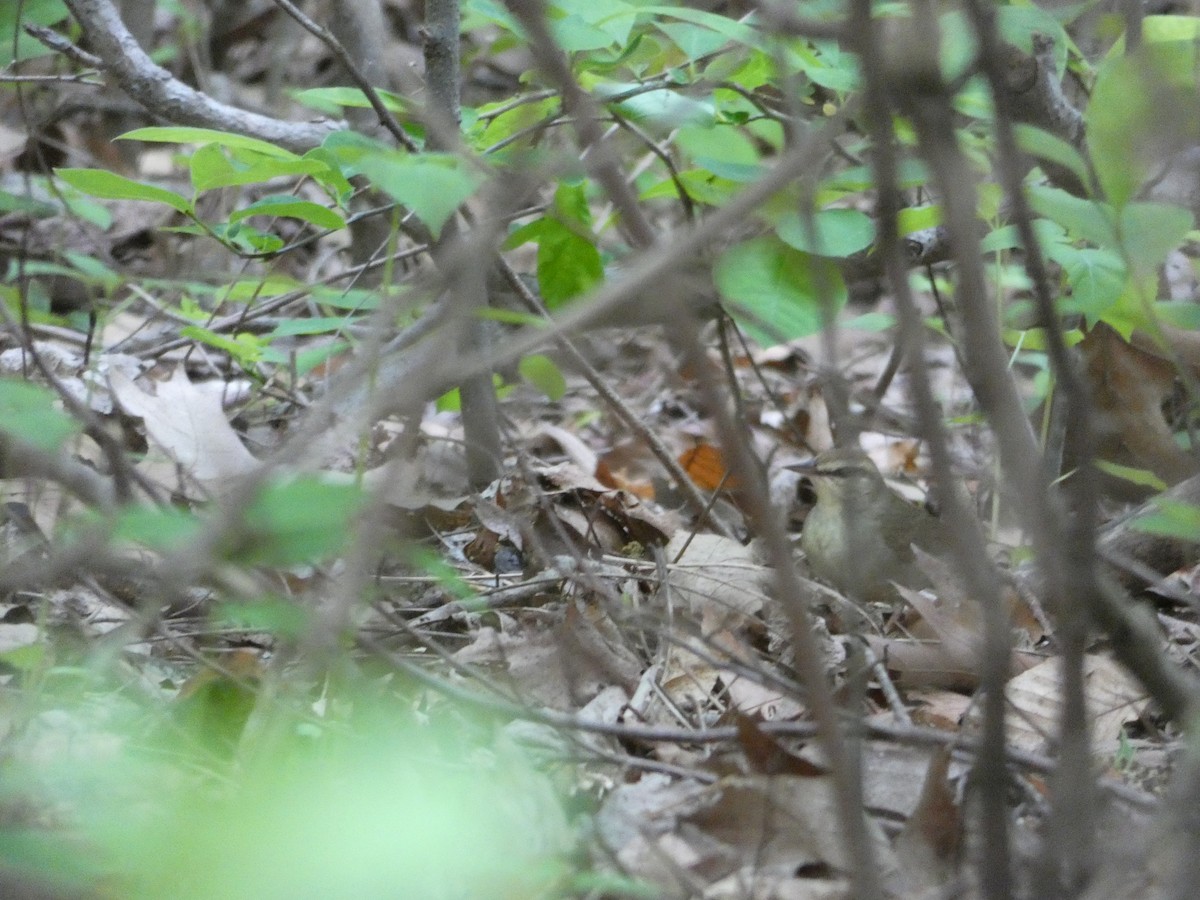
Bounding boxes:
[982,653,1150,756]
[109,367,258,496]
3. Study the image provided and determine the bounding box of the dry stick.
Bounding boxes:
[495,259,736,539]
[848,1,1015,896]
[966,4,1104,895]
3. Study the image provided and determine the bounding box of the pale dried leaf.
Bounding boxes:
[992,654,1149,756]
[665,533,770,634]
[109,367,259,493]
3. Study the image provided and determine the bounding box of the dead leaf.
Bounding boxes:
[975,653,1150,756]
[109,367,258,496]
[665,533,770,635]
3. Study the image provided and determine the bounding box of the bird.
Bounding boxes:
[791,447,951,604]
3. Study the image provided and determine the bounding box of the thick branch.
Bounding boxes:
[61,0,344,153]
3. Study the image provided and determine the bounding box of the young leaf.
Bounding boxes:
[55,169,193,215]
[0,379,80,451]
[518,354,567,401]
[356,152,483,237]
[775,208,875,257]
[715,236,846,345]
[119,126,300,160]
[229,195,345,231]
[236,477,365,566]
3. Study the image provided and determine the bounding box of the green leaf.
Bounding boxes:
[638,4,764,50]
[1096,460,1169,493]
[119,127,299,160]
[1120,202,1194,279]
[1050,245,1127,320]
[291,87,409,114]
[268,317,358,338]
[1014,124,1089,189]
[896,205,941,236]
[0,190,57,218]
[1132,498,1200,542]
[112,505,203,552]
[597,83,716,130]
[1027,185,1117,247]
[0,379,80,451]
[189,145,333,194]
[1088,44,1200,209]
[675,125,762,182]
[180,327,264,364]
[535,219,604,307]
[55,169,193,215]
[775,208,875,257]
[357,152,483,237]
[0,0,67,66]
[213,598,310,637]
[237,477,365,566]
[229,195,345,230]
[715,236,847,345]
[518,355,567,401]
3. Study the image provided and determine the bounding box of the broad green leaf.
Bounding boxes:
[1028,185,1117,247]
[715,236,846,345]
[180,326,264,364]
[1120,202,1194,279]
[237,477,365,566]
[657,21,731,58]
[552,179,592,225]
[224,274,302,302]
[0,379,80,451]
[268,317,358,338]
[1108,14,1200,54]
[190,145,333,194]
[357,152,483,237]
[0,0,67,66]
[0,190,56,218]
[1014,124,1089,189]
[997,4,1068,62]
[1050,245,1126,320]
[119,127,299,160]
[1088,44,1200,209]
[675,125,761,182]
[1157,300,1200,330]
[897,205,941,236]
[981,218,1067,254]
[776,208,875,257]
[291,86,409,114]
[639,5,764,50]
[1132,498,1200,542]
[596,83,716,130]
[535,219,604,306]
[554,0,637,46]
[229,195,345,230]
[213,597,310,637]
[518,354,567,401]
[1096,460,1169,493]
[112,505,203,552]
[55,169,193,215]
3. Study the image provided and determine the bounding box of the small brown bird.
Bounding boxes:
[793,447,951,604]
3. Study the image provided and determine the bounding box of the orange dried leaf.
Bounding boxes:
[678,443,736,491]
